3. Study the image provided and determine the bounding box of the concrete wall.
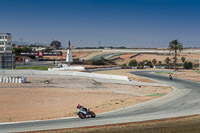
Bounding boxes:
[0,70,129,81]
[48,66,85,71]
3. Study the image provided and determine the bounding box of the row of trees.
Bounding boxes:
[124,57,193,69]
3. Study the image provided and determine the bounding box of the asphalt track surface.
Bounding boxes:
[0,71,200,133]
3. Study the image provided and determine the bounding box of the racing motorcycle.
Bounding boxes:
[76,108,96,119]
[169,75,173,80]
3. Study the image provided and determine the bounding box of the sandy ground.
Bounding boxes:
[1,69,199,125]
[0,74,172,123]
[112,53,200,65]
[158,70,200,82]
[174,70,200,82]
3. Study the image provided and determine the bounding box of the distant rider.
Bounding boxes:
[169,75,172,80]
[76,104,89,112]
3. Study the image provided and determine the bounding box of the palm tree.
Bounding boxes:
[169,40,183,71]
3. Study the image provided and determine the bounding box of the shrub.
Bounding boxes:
[91,59,105,65]
[183,61,193,69]
[129,59,137,66]
[152,59,157,65]
[181,56,186,63]
[121,63,127,67]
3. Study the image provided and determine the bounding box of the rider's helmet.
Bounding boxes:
[76,104,80,109]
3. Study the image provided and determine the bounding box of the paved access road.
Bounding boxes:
[0,71,200,132]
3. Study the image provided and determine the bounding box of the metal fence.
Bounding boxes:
[0,53,15,69]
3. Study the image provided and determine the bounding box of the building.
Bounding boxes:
[0,33,15,69]
[0,33,12,53]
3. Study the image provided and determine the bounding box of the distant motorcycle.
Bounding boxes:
[76,108,96,119]
[169,75,173,80]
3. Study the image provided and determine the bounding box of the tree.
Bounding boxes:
[121,63,127,67]
[165,57,171,65]
[181,56,186,63]
[152,59,157,65]
[169,40,183,71]
[142,60,153,68]
[129,59,137,66]
[158,61,162,66]
[184,61,193,69]
[50,40,61,49]
[12,47,32,56]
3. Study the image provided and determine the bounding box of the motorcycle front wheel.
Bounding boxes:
[78,112,86,119]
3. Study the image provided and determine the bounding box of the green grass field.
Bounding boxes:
[15,66,49,70]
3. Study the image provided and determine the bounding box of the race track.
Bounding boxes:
[0,71,200,132]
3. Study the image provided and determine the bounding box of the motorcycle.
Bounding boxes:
[76,108,96,119]
[169,75,173,80]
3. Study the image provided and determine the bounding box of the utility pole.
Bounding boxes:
[199,59,200,69]
[19,39,23,46]
[80,40,82,53]
[99,40,101,48]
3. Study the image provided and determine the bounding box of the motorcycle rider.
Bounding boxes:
[169,75,172,80]
[76,104,89,112]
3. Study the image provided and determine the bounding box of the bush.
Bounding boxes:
[152,59,157,65]
[143,60,153,68]
[91,59,105,65]
[181,56,186,63]
[183,61,193,69]
[90,57,116,65]
[129,59,137,66]
[121,63,127,67]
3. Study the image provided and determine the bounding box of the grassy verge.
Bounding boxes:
[147,93,166,97]
[155,71,173,75]
[195,70,200,74]
[15,66,49,70]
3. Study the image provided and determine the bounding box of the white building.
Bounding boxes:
[0,33,15,69]
[0,33,12,53]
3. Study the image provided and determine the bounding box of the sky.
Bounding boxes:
[1,0,200,48]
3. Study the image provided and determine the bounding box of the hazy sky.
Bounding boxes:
[1,0,200,48]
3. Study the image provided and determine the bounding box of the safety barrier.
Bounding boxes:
[87,67,121,72]
[48,65,85,71]
[0,76,26,83]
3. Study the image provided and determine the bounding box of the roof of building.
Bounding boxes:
[0,33,11,36]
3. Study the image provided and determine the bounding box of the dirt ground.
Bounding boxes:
[27,115,200,133]
[113,53,200,66]
[0,74,172,123]
[93,69,158,83]
[158,70,200,82]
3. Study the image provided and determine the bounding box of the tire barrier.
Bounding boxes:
[0,76,26,83]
